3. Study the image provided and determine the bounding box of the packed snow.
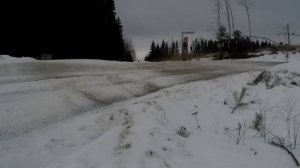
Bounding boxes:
[0,52,300,168]
[0,55,35,64]
[247,51,300,62]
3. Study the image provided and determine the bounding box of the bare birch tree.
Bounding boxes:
[228,0,235,33]
[215,0,222,31]
[239,0,252,41]
[224,0,232,39]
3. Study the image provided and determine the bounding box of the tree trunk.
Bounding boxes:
[216,0,221,30]
[228,1,235,33]
[246,6,252,41]
[224,0,232,38]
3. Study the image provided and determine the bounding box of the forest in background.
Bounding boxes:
[0,0,135,61]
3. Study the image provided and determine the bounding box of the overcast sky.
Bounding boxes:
[116,0,300,59]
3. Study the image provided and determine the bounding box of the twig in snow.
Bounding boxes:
[269,140,300,167]
[192,111,201,130]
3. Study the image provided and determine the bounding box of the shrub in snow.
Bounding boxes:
[114,143,132,154]
[176,126,191,138]
[252,113,263,132]
[224,122,248,144]
[231,87,248,114]
[250,71,281,89]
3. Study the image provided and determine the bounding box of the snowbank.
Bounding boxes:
[247,51,300,62]
[0,55,35,64]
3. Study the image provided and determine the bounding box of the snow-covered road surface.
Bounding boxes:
[0,58,281,168]
[0,60,278,84]
[0,60,279,138]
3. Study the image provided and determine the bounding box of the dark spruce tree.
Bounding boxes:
[0,0,134,61]
[145,41,157,61]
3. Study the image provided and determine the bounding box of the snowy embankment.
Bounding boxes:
[247,51,300,62]
[0,53,299,168]
[0,55,35,64]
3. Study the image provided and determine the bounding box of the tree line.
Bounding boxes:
[0,0,135,61]
[145,29,275,62]
[214,27,276,59]
[145,0,281,62]
[145,41,180,62]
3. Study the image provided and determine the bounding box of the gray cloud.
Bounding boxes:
[116,0,300,59]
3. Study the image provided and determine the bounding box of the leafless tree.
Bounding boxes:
[224,0,232,38]
[215,0,222,31]
[239,0,252,40]
[228,0,235,33]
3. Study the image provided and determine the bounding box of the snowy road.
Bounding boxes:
[0,60,279,137]
[0,60,279,85]
[0,59,280,168]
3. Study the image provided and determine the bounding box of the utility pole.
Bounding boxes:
[279,24,300,51]
[287,24,291,50]
[278,24,300,62]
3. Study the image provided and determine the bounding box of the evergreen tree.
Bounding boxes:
[216,26,230,59]
[230,30,248,58]
[0,0,134,61]
[170,41,176,56]
[145,41,156,61]
[175,41,180,56]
